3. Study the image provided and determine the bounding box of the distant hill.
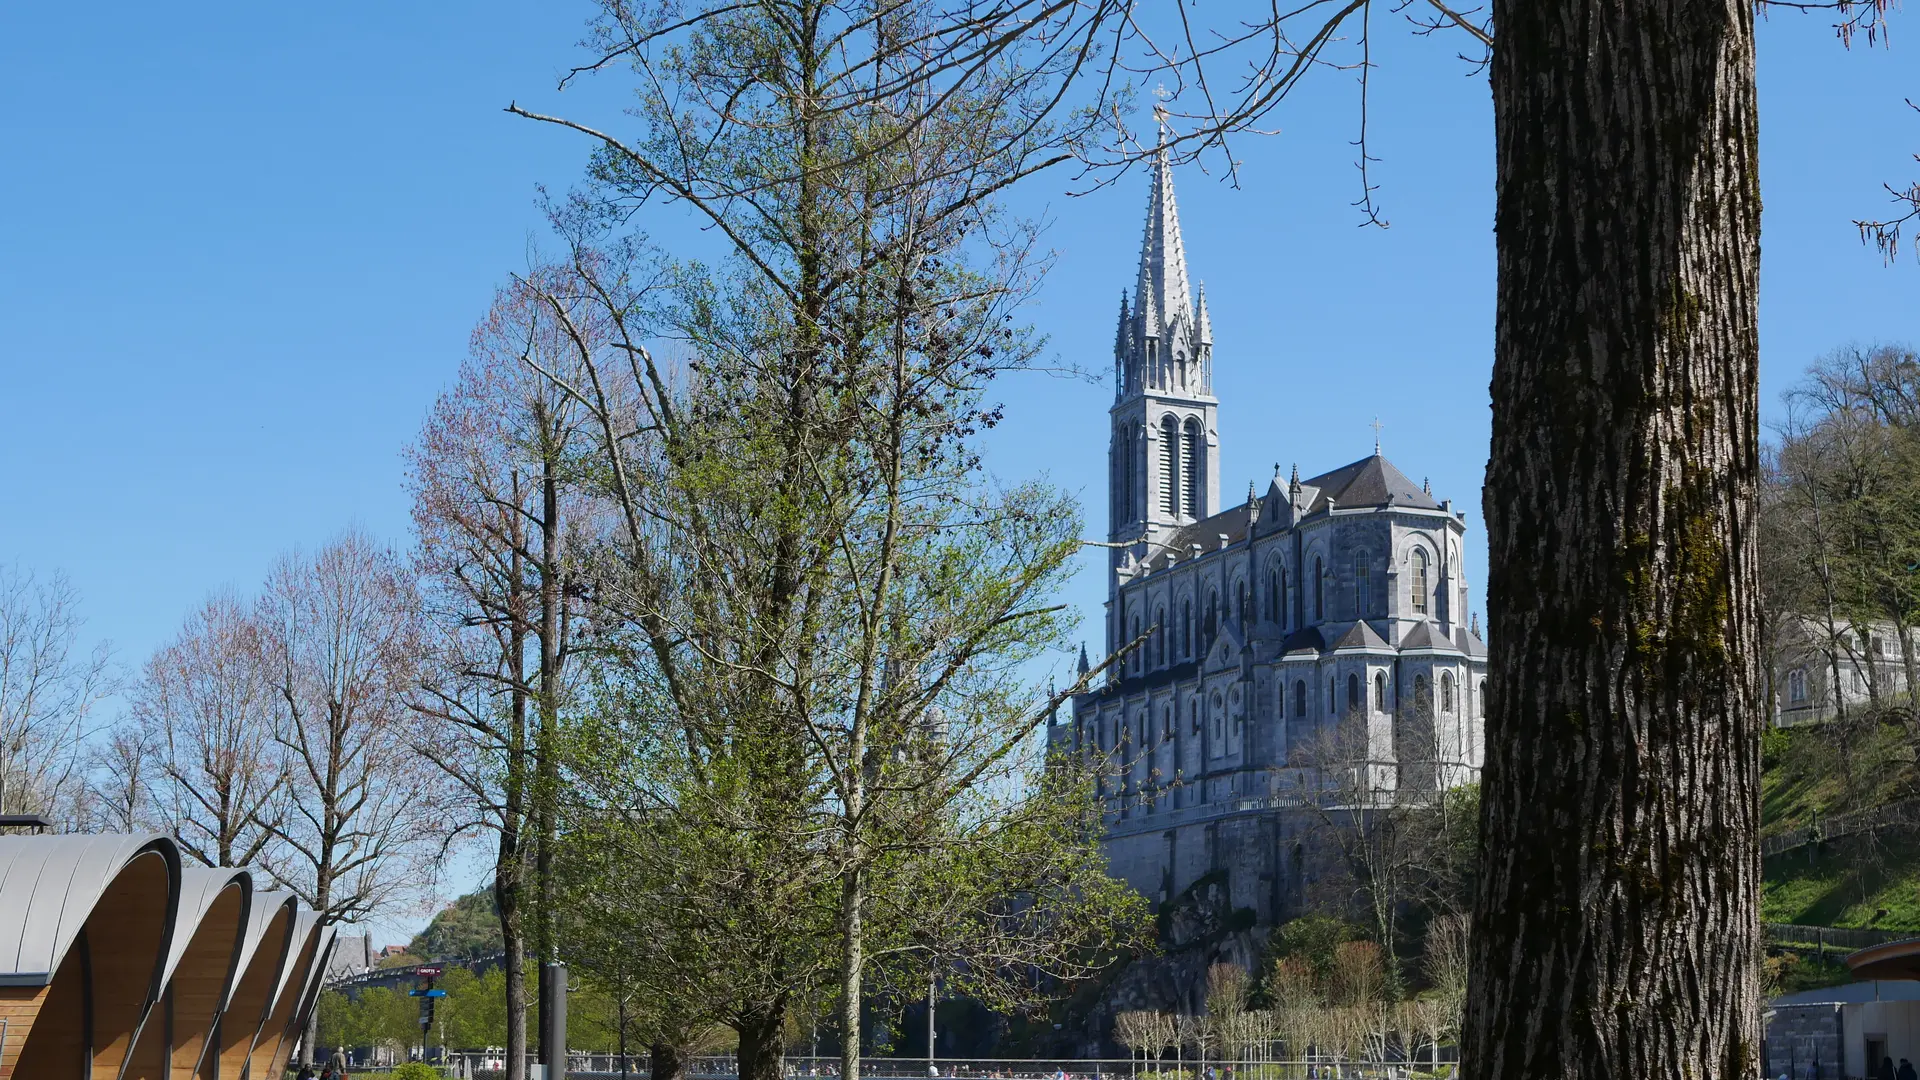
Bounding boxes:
[409,889,503,960]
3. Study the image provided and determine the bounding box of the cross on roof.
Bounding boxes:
[1371,416,1385,455]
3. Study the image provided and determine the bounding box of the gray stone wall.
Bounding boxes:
[1766,1003,1843,1080]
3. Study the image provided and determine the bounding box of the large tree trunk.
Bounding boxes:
[1466,1,1764,1078]
[650,1040,689,1080]
[501,822,530,1080]
[736,1000,789,1080]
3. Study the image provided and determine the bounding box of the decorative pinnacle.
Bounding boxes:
[1423,476,1432,494]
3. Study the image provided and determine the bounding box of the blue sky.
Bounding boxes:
[4,3,1917,936]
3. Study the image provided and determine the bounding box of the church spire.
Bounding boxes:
[1136,146,1193,331]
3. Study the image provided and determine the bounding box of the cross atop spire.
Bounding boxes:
[1371,416,1385,456]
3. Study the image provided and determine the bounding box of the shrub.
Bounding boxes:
[390,1063,445,1080]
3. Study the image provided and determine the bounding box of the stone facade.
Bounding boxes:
[1049,151,1490,925]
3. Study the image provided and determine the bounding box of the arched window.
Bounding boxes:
[1238,581,1249,628]
[1442,672,1455,713]
[1205,589,1218,652]
[1375,672,1387,711]
[1478,679,1488,716]
[1182,600,1193,658]
[1155,606,1167,666]
[1411,549,1430,614]
[1190,700,1200,734]
[1355,553,1371,616]
[1210,695,1224,744]
[1328,677,1337,716]
[1160,416,1181,516]
[1294,680,1307,718]
[1267,566,1282,623]
[1415,674,1431,714]
[1314,557,1325,620]
[1347,673,1361,713]
[1163,707,1174,740]
[1130,615,1141,673]
[1183,418,1204,517]
[1119,427,1134,523]
[1277,683,1287,720]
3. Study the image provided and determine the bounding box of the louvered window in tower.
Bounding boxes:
[1411,550,1430,614]
[1355,554,1371,616]
[1160,416,1180,516]
[1183,419,1203,517]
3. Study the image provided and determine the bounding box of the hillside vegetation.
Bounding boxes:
[1762,725,1920,931]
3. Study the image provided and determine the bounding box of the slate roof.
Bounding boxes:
[1279,627,1327,655]
[1301,453,1440,512]
[1145,504,1251,570]
[1399,621,1455,651]
[1332,620,1393,650]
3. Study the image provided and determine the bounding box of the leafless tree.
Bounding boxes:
[0,564,111,821]
[128,591,285,867]
[408,269,601,1080]
[256,530,443,1065]
[82,723,158,833]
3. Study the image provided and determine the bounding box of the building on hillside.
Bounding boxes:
[1774,614,1918,727]
[1048,148,1489,926]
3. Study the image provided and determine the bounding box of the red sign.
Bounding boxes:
[416,966,443,977]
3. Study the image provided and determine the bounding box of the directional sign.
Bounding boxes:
[416,966,444,977]
[409,989,447,997]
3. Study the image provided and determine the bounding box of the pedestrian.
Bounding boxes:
[1900,1058,1918,1080]
[297,1066,315,1080]
[1881,1055,1898,1080]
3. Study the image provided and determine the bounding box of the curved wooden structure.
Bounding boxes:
[1845,937,1920,981]
[0,836,329,1080]
[120,868,251,1080]
[208,893,299,1080]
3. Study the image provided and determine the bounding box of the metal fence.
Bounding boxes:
[328,1055,1454,1080]
[1761,799,1920,859]
[1764,922,1918,955]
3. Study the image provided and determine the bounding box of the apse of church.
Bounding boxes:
[1051,148,1490,927]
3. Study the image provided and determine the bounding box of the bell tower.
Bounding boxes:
[1107,147,1219,547]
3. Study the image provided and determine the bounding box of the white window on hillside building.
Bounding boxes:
[1787,668,1807,705]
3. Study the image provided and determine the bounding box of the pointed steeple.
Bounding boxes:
[1077,642,1091,675]
[1194,282,1213,345]
[1136,147,1193,334]
[1114,290,1130,358]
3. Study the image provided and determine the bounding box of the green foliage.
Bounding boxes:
[1761,722,1913,836]
[1764,951,1852,996]
[1763,829,1920,931]
[390,1064,446,1080]
[409,890,503,960]
[1761,726,1792,771]
[1267,915,1363,989]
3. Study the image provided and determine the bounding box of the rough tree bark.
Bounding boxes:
[1467,1,1764,1078]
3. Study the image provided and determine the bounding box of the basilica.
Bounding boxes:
[1050,151,1489,927]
